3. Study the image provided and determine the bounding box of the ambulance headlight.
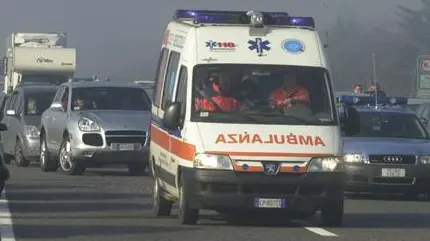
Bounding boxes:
[193,154,233,170]
[307,156,344,172]
[419,155,430,164]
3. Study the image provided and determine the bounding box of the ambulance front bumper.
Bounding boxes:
[182,167,345,212]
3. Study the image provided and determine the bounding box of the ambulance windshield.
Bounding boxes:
[191,64,337,125]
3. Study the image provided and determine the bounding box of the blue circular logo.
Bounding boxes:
[293,165,300,172]
[282,39,305,54]
[242,163,249,170]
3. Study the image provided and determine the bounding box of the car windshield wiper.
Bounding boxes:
[244,111,315,125]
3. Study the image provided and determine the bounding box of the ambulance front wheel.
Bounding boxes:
[152,177,172,216]
[179,175,199,225]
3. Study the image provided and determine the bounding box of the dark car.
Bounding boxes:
[0,123,9,195]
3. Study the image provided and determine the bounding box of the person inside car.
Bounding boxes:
[195,71,241,112]
[269,71,310,109]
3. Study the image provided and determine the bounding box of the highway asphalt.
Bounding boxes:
[1,164,430,241]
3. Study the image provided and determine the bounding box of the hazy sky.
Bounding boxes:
[0,0,419,81]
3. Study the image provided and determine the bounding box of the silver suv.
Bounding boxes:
[40,81,151,175]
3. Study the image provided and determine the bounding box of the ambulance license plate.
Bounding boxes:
[254,198,286,208]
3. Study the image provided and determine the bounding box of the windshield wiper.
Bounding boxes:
[244,111,315,125]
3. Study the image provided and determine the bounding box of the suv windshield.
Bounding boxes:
[191,64,337,125]
[71,87,151,111]
[345,111,428,139]
[25,91,56,115]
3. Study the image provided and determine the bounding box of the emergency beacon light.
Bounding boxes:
[173,9,315,28]
[337,95,408,106]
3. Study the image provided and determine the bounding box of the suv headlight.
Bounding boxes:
[419,156,430,164]
[343,153,366,164]
[78,117,100,132]
[24,125,39,138]
[307,156,344,172]
[193,154,233,170]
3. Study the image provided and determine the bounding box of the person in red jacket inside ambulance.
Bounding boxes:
[269,72,310,109]
[195,71,241,112]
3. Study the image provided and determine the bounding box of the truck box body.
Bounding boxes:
[13,47,76,73]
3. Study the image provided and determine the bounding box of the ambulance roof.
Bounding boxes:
[163,10,325,68]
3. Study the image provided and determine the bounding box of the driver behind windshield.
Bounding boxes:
[269,72,310,110]
[195,71,241,112]
[73,93,96,110]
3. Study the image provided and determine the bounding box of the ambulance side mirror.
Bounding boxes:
[344,106,360,135]
[163,102,181,130]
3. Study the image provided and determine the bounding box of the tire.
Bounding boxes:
[152,177,172,216]
[15,141,29,167]
[59,136,85,175]
[127,162,147,176]
[178,175,199,225]
[321,197,344,227]
[40,136,58,172]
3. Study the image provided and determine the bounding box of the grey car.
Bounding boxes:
[342,106,430,197]
[40,81,151,175]
[2,85,57,166]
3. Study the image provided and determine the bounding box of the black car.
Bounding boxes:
[0,122,9,195]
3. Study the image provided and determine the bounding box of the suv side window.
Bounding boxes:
[161,51,181,110]
[175,66,188,128]
[154,48,169,108]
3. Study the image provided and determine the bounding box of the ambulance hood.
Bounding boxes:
[194,122,340,161]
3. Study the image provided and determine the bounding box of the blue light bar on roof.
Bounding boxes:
[173,9,289,19]
[173,9,316,27]
[337,95,408,106]
[193,14,315,27]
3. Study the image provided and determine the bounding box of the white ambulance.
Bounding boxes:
[150,9,360,226]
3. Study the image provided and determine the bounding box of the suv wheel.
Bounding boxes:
[152,176,172,216]
[40,136,57,172]
[178,175,199,225]
[15,141,29,167]
[59,137,85,175]
[321,197,344,227]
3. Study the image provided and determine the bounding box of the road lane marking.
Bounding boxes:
[0,189,16,241]
[291,220,338,237]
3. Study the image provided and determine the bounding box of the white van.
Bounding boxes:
[150,10,360,226]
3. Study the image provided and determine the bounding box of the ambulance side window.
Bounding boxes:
[153,48,169,108]
[175,66,188,128]
[161,51,181,110]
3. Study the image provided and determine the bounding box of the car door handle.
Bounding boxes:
[52,117,56,121]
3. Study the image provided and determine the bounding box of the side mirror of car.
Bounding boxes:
[163,102,181,130]
[5,109,16,116]
[344,106,360,135]
[0,123,7,131]
[50,102,64,111]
